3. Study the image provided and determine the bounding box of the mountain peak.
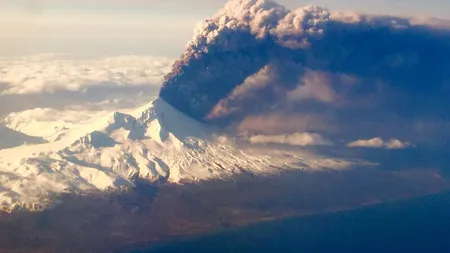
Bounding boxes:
[0,97,358,212]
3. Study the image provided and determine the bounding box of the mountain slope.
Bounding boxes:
[3,108,111,142]
[0,97,358,212]
[0,125,45,150]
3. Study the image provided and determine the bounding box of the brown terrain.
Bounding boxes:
[0,168,448,253]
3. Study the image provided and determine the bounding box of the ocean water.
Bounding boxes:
[133,191,450,253]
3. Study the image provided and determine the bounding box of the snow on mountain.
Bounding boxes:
[2,108,111,142]
[0,97,359,212]
[0,125,45,149]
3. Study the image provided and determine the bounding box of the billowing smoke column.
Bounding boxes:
[160,1,329,120]
[160,0,450,142]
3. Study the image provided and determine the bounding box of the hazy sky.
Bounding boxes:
[0,0,449,57]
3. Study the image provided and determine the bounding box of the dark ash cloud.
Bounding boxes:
[160,0,450,144]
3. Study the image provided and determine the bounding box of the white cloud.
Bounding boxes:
[348,137,411,149]
[0,54,172,120]
[347,137,384,148]
[385,139,411,149]
[248,132,333,146]
[0,54,173,95]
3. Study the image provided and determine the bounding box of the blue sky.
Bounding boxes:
[0,0,449,57]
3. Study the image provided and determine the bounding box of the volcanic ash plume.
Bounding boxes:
[160,1,329,119]
[159,0,450,142]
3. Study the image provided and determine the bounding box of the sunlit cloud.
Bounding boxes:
[0,54,173,95]
[348,137,411,149]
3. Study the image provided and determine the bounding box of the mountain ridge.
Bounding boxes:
[0,97,356,212]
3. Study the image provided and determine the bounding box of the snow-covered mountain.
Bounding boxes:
[3,108,111,142]
[0,97,357,212]
[0,125,45,149]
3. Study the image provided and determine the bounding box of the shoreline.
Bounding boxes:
[0,168,448,252]
[124,189,450,252]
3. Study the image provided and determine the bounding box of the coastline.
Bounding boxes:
[0,168,448,252]
[133,190,450,253]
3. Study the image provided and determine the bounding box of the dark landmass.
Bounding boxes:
[0,168,448,252]
[139,190,450,253]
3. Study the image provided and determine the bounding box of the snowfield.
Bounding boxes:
[0,97,362,212]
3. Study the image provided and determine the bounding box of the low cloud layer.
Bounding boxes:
[160,0,450,145]
[0,54,173,117]
[348,137,411,149]
[0,55,172,95]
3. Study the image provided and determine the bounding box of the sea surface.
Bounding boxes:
[132,191,450,253]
